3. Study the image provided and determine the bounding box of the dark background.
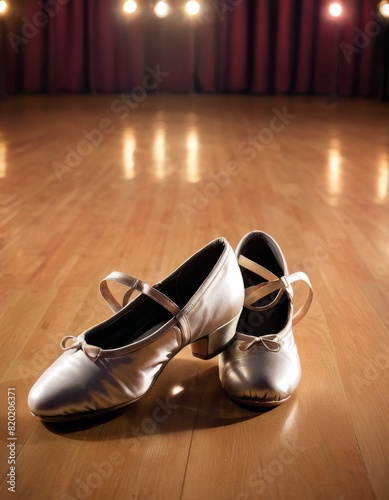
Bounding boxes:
[0,0,387,97]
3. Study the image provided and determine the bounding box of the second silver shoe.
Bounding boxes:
[219,231,313,407]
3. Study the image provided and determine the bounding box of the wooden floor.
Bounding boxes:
[0,94,388,500]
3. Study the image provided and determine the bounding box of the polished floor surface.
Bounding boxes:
[0,94,388,500]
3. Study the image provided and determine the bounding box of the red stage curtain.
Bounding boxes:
[0,0,383,96]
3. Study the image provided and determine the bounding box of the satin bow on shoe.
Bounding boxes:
[60,336,102,361]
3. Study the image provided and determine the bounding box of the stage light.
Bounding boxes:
[378,0,389,18]
[0,1,8,15]
[123,1,137,14]
[154,1,170,18]
[329,2,343,18]
[185,1,200,16]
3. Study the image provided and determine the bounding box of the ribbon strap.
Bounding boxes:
[238,255,313,326]
[60,272,181,362]
[99,271,180,316]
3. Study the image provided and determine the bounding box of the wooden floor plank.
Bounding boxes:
[0,95,388,499]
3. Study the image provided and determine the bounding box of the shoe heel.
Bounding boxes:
[191,312,240,360]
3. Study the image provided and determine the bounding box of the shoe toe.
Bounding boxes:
[28,351,102,420]
[221,349,301,406]
[28,377,65,419]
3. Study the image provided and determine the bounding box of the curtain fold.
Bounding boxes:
[295,0,317,93]
[1,0,383,96]
[251,1,270,93]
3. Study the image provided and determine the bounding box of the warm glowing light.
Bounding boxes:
[279,399,299,437]
[154,1,170,17]
[377,154,389,201]
[0,1,7,14]
[123,129,136,179]
[186,129,200,183]
[329,2,343,17]
[0,140,7,178]
[171,385,184,396]
[153,126,166,179]
[329,150,341,181]
[123,1,137,14]
[327,139,342,202]
[185,1,200,16]
[378,1,389,18]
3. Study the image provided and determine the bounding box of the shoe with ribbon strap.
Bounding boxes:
[219,231,313,407]
[28,238,244,422]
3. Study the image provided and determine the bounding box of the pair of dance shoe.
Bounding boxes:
[28,231,313,422]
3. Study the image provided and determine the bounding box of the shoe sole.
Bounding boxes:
[228,394,291,408]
